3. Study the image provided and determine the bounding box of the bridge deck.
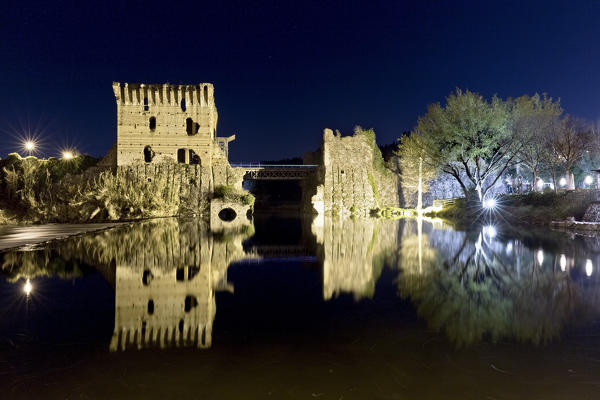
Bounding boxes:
[230,163,319,180]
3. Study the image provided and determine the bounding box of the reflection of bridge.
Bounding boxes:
[230,163,318,180]
[244,244,314,258]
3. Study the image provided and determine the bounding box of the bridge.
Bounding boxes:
[230,163,319,180]
[243,244,314,258]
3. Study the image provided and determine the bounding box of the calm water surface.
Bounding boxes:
[1,215,600,399]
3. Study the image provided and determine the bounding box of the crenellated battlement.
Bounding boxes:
[112,82,215,108]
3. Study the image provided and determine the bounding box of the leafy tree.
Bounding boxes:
[547,115,596,189]
[510,94,563,191]
[415,89,517,201]
[396,133,438,211]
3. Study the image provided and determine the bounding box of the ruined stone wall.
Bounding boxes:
[113,82,218,166]
[116,162,244,218]
[307,129,399,215]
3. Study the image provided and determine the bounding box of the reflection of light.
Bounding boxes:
[483,225,497,239]
[24,279,32,295]
[585,175,593,185]
[506,242,513,255]
[537,249,544,265]
[536,179,544,190]
[560,254,567,271]
[62,151,74,160]
[586,259,593,277]
[559,177,567,187]
[483,198,497,209]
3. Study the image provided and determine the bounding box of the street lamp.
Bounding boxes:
[584,175,593,187]
[536,179,544,190]
[559,177,567,187]
[22,139,37,154]
[62,150,74,160]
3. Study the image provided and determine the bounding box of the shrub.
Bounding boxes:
[214,185,236,199]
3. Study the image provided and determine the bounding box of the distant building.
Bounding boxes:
[112,82,233,166]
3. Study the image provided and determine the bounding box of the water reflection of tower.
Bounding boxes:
[107,220,249,352]
[109,263,215,351]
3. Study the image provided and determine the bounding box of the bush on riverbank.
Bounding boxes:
[427,190,595,225]
[0,155,185,223]
[213,184,255,206]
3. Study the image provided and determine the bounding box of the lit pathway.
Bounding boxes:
[0,223,122,251]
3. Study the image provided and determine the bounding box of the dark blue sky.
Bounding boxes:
[2,0,600,161]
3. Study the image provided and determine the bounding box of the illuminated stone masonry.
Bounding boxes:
[112,82,229,167]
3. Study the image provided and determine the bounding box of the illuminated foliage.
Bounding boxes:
[412,89,518,201]
[510,94,563,191]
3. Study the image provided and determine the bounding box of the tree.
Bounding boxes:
[415,89,518,202]
[510,94,562,191]
[547,115,595,190]
[396,133,438,212]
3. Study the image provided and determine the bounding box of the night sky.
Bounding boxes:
[2,0,600,161]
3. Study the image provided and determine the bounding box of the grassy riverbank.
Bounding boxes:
[427,190,597,226]
[0,154,187,224]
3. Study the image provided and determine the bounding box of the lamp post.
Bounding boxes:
[592,169,600,190]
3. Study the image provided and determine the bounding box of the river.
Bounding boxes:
[1,214,599,399]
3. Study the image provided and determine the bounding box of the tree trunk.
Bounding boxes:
[417,157,423,213]
[566,168,575,190]
[533,168,539,192]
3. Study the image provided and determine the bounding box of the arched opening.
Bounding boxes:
[142,269,153,286]
[178,319,184,332]
[177,148,186,163]
[143,97,149,111]
[181,98,186,112]
[203,86,208,105]
[184,295,198,312]
[218,207,237,222]
[149,116,156,131]
[186,118,194,135]
[243,178,303,212]
[176,268,185,281]
[147,299,155,315]
[189,149,200,165]
[143,145,154,163]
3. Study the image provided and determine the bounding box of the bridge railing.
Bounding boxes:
[230,162,319,168]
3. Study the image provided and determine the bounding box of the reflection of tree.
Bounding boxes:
[398,225,589,346]
[1,250,89,282]
[398,218,438,276]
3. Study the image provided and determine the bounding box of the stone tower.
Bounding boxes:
[112,82,225,166]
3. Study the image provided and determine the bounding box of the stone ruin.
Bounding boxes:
[112,82,235,167]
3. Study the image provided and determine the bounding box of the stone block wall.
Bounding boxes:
[306,129,400,215]
[113,82,218,167]
[116,161,246,219]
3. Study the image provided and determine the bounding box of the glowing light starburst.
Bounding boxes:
[23,279,33,296]
[21,138,39,155]
[60,148,78,160]
[482,198,497,210]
